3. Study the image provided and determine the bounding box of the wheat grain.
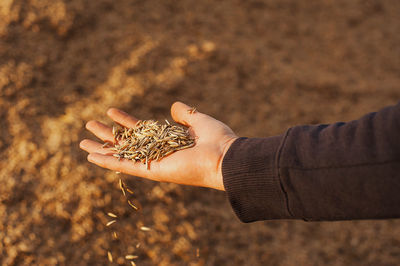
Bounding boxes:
[108,120,195,170]
[107,212,117,218]
[106,220,117,227]
[119,178,126,197]
[107,251,113,262]
[188,106,196,114]
[128,200,138,210]
[102,142,111,148]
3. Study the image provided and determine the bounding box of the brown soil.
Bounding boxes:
[1,0,400,265]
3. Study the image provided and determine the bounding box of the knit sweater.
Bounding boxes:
[222,102,400,222]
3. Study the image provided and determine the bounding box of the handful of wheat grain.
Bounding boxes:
[107,120,195,169]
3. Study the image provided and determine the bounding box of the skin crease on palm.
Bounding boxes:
[79,101,238,191]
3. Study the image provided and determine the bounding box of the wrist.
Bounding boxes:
[214,136,238,191]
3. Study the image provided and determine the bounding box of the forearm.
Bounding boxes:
[223,102,400,222]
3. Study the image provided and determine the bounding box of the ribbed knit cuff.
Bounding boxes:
[222,137,292,222]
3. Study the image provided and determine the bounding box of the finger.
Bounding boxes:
[86,120,114,142]
[80,139,114,155]
[107,108,139,128]
[87,153,154,179]
[171,101,200,127]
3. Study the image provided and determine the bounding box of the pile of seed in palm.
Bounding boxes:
[108,120,195,169]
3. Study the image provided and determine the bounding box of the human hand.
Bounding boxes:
[79,102,238,191]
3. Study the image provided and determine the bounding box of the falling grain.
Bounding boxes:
[140,226,151,231]
[131,262,136,266]
[128,200,138,210]
[106,220,117,227]
[107,251,113,262]
[126,188,134,194]
[107,212,117,218]
[119,178,126,197]
[125,255,139,260]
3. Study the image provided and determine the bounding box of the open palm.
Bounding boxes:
[79,102,237,191]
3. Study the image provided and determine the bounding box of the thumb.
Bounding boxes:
[171,101,200,127]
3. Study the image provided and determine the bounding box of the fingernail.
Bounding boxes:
[79,140,86,149]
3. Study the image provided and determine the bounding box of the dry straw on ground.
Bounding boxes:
[109,120,195,169]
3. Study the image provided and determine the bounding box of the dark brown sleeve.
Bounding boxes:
[222,102,400,222]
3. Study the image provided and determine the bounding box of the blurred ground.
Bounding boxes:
[1,0,400,265]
